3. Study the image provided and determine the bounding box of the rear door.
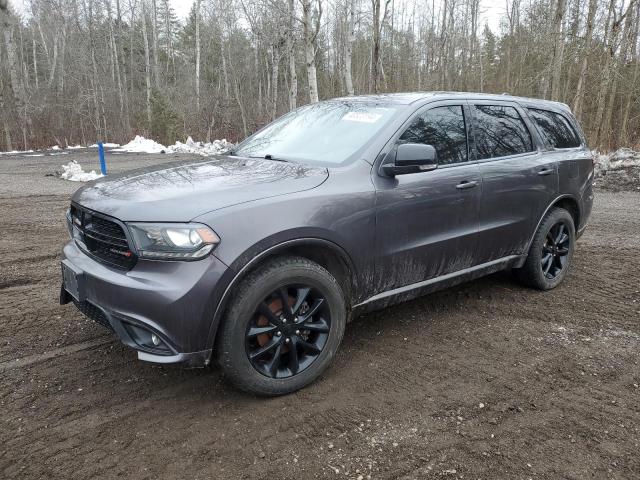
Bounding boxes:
[470,101,558,263]
[526,107,593,232]
[373,101,481,293]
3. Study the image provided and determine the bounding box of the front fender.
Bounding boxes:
[205,236,358,353]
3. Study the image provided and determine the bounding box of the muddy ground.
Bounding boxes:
[1,150,639,479]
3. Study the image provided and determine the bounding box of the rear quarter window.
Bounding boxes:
[472,105,534,159]
[527,108,582,149]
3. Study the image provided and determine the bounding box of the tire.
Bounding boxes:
[514,207,576,290]
[216,256,346,396]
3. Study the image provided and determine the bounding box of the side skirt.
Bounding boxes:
[352,254,525,315]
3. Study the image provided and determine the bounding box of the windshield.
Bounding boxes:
[233,102,400,166]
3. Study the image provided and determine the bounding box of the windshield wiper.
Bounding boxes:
[264,154,288,162]
[237,153,291,162]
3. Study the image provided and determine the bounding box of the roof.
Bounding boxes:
[330,91,571,112]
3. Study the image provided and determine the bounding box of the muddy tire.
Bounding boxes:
[216,256,346,396]
[514,207,576,290]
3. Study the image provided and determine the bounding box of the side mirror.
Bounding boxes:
[381,143,438,177]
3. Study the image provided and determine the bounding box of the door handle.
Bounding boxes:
[456,180,478,190]
[538,167,553,176]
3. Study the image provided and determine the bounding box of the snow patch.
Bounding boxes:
[166,137,233,156]
[593,148,640,173]
[113,135,166,153]
[51,145,61,150]
[89,142,120,148]
[0,149,34,155]
[67,145,85,150]
[593,148,640,191]
[60,161,104,182]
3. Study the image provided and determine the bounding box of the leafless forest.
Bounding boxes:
[1,0,639,152]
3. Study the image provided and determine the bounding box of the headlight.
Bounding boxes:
[127,222,220,260]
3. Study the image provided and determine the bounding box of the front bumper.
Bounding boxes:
[61,240,231,366]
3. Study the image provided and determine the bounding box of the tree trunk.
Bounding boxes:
[221,35,230,101]
[344,0,355,95]
[269,45,280,119]
[550,0,567,101]
[32,36,38,89]
[57,23,66,95]
[619,4,640,145]
[572,0,596,121]
[195,0,201,112]
[601,3,634,149]
[287,0,298,109]
[0,78,12,151]
[3,15,30,149]
[594,0,634,147]
[107,5,124,117]
[164,0,174,78]
[233,76,248,137]
[141,0,152,128]
[151,0,160,88]
[302,0,319,103]
[371,0,382,92]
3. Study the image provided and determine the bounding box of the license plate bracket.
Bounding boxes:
[61,260,85,303]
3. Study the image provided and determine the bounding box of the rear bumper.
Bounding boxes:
[61,240,232,367]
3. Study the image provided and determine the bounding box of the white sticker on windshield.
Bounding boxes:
[342,111,383,123]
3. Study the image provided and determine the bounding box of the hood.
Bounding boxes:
[72,156,328,221]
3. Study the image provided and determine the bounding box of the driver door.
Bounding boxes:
[373,101,481,293]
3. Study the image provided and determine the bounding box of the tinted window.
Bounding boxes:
[473,105,534,159]
[398,106,468,165]
[527,108,581,149]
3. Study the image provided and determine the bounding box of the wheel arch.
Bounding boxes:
[554,197,581,230]
[525,194,581,255]
[206,238,357,352]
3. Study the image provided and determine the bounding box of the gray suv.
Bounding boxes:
[60,92,594,395]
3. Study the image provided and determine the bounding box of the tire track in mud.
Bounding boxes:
[0,338,114,372]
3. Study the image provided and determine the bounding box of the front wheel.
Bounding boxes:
[514,207,576,290]
[217,256,346,396]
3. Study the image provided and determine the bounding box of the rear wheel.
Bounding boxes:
[217,256,346,396]
[514,207,575,290]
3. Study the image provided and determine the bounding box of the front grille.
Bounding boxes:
[73,299,114,332]
[70,204,136,270]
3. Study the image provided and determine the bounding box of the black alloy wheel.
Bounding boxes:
[513,207,575,290]
[245,285,331,379]
[217,256,346,395]
[541,221,571,279]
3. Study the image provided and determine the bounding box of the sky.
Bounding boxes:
[170,0,195,20]
[8,0,505,33]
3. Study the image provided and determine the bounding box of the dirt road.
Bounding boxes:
[1,151,639,479]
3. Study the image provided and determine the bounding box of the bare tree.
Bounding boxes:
[1,0,640,151]
[550,0,567,101]
[301,0,321,102]
[3,8,31,148]
[344,0,356,95]
[572,0,597,121]
[371,0,391,93]
[151,0,160,88]
[287,0,298,109]
[141,0,152,126]
[195,0,201,113]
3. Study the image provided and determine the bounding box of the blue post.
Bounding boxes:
[98,142,107,175]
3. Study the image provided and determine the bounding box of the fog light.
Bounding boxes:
[151,334,161,346]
